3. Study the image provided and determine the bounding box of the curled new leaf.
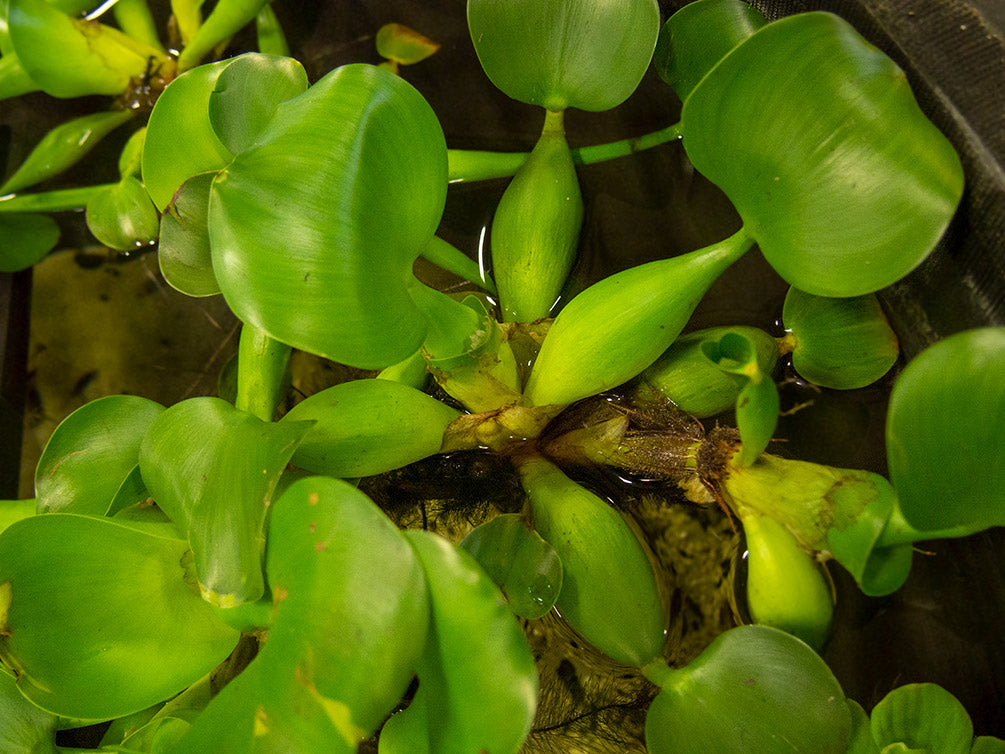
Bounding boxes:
[467,0,660,112]
[209,63,447,369]
[679,12,964,296]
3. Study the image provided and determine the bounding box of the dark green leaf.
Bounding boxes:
[0,667,58,753]
[0,212,59,272]
[680,12,963,296]
[86,176,160,251]
[158,172,220,297]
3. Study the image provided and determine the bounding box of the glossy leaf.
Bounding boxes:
[282,379,461,478]
[209,63,447,369]
[640,325,779,418]
[8,0,161,97]
[702,331,779,466]
[0,212,59,272]
[176,0,268,71]
[207,53,308,155]
[519,456,666,667]
[739,511,832,649]
[380,530,537,754]
[870,684,973,754]
[0,52,40,101]
[680,12,964,296]
[86,175,160,251]
[491,111,582,322]
[0,514,239,719]
[35,395,164,516]
[0,665,58,753]
[0,110,134,194]
[157,172,219,296]
[0,500,35,536]
[654,0,767,100]
[644,625,851,753]
[117,126,148,179]
[525,230,754,407]
[460,513,563,619]
[886,327,1005,532]
[783,287,899,389]
[467,0,660,112]
[139,397,312,606]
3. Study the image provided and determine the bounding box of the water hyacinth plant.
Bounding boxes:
[1,0,1003,751]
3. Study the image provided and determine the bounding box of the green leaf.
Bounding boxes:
[117,126,148,179]
[281,379,461,478]
[654,0,767,100]
[157,172,220,297]
[870,684,973,754]
[886,327,1005,531]
[207,53,308,155]
[0,212,59,272]
[738,511,832,650]
[35,395,164,516]
[644,625,851,753]
[379,530,537,754]
[255,3,290,57]
[490,110,582,322]
[86,176,160,251]
[0,514,239,719]
[640,325,779,418]
[525,229,754,407]
[467,0,660,112]
[972,737,1005,754]
[0,667,58,753]
[459,513,563,619]
[209,63,446,369]
[176,0,268,71]
[846,699,882,754]
[0,500,35,536]
[8,0,160,97]
[518,456,666,667]
[0,110,134,195]
[702,331,779,466]
[783,287,899,389]
[680,12,963,296]
[0,52,40,101]
[376,23,439,66]
[139,397,312,606]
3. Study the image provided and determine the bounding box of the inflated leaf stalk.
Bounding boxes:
[460,513,563,619]
[281,379,461,478]
[781,287,899,390]
[7,0,164,97]
[738,510,833,650]
[235,322,292,422]
[638,325,779,418]
[678,11,964,296]
[139,397,313,607]
[34,395,164,516]
[701,331,779,466]
[653,0,767,100]
[490,109,582,322]
[467,0,660,112]
[209,63,447,369]
[870,683,973,754]
[0,52,40,101]
[720,453,913,596]
[644,625,851,753]
[525,229,755,407]
[0,514,239,719]
[378,530,537,754]
[885,327,1005,532]
[517,456,666,667]
[171,477,429,751]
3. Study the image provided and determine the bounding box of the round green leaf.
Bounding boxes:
[783,287,899,389]
[653,0,767,100]
[139,397,312,607]
[35,395,164,516]
[158,172,220,297]
[0,212,59,272]
[209,63,447,369]
[86,176,160,251]
[467,0,660,112]
[644,625,851,753]
[380,530,537,754]
[0,514,239,719]
[680,12,964,296]
[282,379,461,478]
[460,513,563,619]
[886,327,1005,531]
[870,684,973,754]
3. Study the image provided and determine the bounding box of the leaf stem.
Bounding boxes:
[235,323,291,421]
[422,235,497,295]
[0,185,116,213]
[876,502,982,547]
[447,122,683,183]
